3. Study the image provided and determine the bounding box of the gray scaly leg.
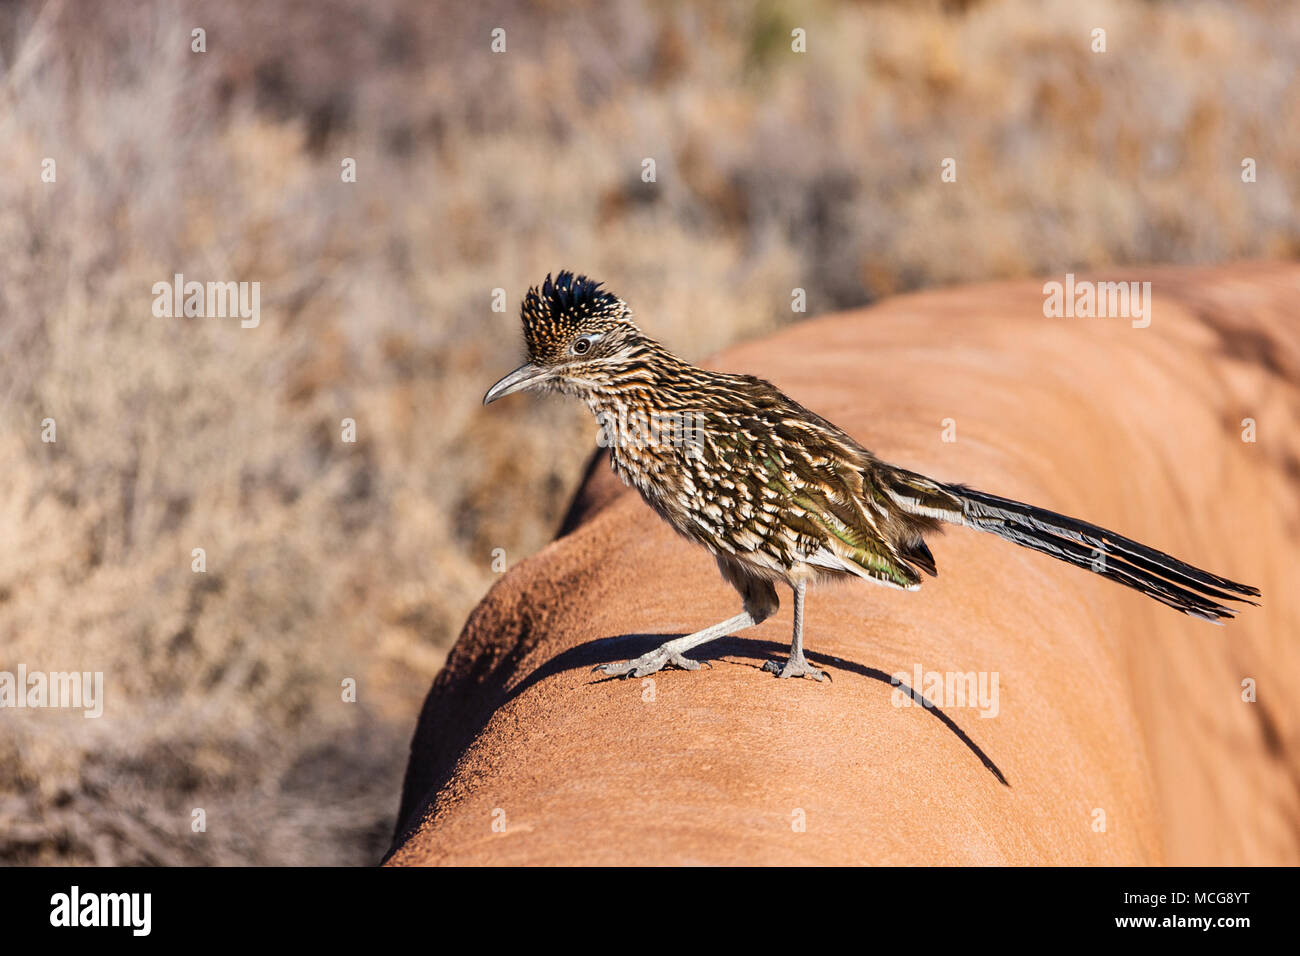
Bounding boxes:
[597,611,759,678]
[762,581,829,681]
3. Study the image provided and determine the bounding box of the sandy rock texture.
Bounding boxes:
[389,263,1299,865]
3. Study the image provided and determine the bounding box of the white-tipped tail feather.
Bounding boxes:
[882,468,1260,622]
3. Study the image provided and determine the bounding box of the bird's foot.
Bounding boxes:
[762,656,830,682]
[596,645,705,678]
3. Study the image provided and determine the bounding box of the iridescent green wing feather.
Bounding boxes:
[750,417,923,589]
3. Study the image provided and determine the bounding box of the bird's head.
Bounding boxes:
[483,271,646,405]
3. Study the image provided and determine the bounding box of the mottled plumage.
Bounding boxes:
[485,271,1260,681]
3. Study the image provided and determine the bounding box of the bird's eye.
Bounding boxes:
[571,335,598,355]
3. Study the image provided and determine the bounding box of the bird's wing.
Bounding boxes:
[763,418,924,589]
[696,390,924,589]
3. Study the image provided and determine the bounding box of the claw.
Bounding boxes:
[762,657,831,682]
[597,647,704,678]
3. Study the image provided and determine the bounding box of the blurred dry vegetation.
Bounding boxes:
[0,0,1296,864]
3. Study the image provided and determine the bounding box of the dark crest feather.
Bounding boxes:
[531,271,617,316]
[521,270,623,358]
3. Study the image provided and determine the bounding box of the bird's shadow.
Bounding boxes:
[504,632,1009,787]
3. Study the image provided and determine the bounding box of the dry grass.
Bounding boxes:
[0,0,1296,864]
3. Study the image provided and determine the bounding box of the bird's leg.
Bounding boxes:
[598,563,778,679]
[597,611,758,678]
[762,581,830,682]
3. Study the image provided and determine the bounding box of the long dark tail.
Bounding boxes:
[883,469,1260,623]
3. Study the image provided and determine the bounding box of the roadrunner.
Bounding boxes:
[484,272,1260,682]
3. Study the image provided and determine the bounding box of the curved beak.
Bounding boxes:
[483,362,550,406]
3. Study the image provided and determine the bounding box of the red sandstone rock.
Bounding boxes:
[389,263,1299,865]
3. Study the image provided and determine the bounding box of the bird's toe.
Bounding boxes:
[764,657,831,682]
[598,648,702,678]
